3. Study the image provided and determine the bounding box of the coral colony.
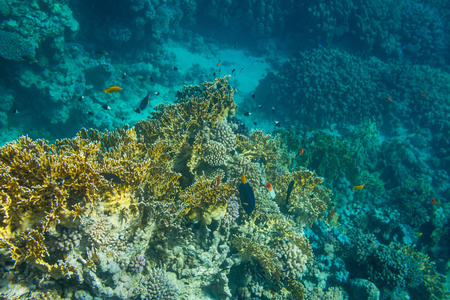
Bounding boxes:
[0,1,449,300]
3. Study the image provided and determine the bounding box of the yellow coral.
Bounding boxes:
[181,176,236,225]
[266,168,332,226]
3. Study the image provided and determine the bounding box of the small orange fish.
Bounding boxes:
[352,183,366,190]
[264,183,273,191]
[431,198,438,206]
[330,209,335,219]
[104,86,122,94]
[214,175,221,189]
[386,96,392,102]
[216,59,221,67]
[264,182,276,199]
[420,94,426,98]
[299,148,304,156]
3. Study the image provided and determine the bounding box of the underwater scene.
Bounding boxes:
[0,0,449,299]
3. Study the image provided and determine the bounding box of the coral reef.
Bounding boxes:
[0,73,448,300]
[256,48,450,134]
[139,267,178,300]
[0,30,36,61]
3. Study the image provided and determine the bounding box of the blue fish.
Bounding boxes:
[285,180,295,205]
[138,93,151,111]
[239,174,255,216]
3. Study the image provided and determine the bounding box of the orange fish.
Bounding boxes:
[386,96,392,102]
[214,175,221,189]
[352,183,366,190]
[431,198,438,206]
[330,209,335,219]
[299,148,304,156]
[216,59,221,67]
[264,182,276,199]
[420,94,426,98]
[104,86,122,94]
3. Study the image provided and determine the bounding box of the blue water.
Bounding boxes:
[0,1,449,299]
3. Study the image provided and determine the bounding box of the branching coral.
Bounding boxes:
[232,212,312,286]
[180,176,236,225]
[0,126,151,276]
[236,130,280,172]
[265,168,332,226]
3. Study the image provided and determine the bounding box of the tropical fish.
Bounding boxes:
[251,93,255,99]
[431,198,438,206]
[352,183,366,190]
[95,50,109,56]
[272,106,276,113]
[386,96,392,102]
[173,66,178,71]
[21,55,38,63]
[122,73,127,79]
[104,86,122,94]
[101,104,111,110]
[231,69,236,75]
[244,112,252,116]
[239,174,256,216]
[258,105,262,109]
[139,93,151,111]
[100,172,123,184]
[264,183,276,199]
[253,122,257,126]
[78,96,84,101]
[299,148,304,156]
[216,59,221,67]
[330,209,335,219]
[214,175,221,189]
[420,94,426,98]
[275,121,281,127]
[285,180,295,205]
